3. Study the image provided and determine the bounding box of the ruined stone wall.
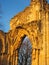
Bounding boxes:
[0,0,49,65]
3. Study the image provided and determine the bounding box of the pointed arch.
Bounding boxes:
[13,28,36,50]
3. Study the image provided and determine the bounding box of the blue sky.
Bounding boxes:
[0,0,49,32]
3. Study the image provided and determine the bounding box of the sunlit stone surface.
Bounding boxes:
[18,37,32,65]
[0,0,49,65]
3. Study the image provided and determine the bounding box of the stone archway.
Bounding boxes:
[9,19,42,65]
[13,28,34,50]
[10,28,38,65]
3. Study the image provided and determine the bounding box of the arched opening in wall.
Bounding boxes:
[18,36,32,65]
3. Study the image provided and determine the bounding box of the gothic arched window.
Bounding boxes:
[18,36,32,65]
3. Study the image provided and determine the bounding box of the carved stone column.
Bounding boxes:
[36,49,40,65]
[31,49,36,65]
[31,49,40,65]
[15,50,18,65]
[12,55,14,65]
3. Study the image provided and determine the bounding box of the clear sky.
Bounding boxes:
[0,0,49,32]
